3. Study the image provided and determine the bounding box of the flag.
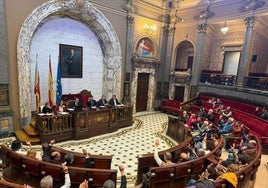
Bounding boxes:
[56,57,62,105]
[34,54,41,113]
[48,55,54,105]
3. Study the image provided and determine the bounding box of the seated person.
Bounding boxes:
[222,106,232,118]
[179,110,189,124]
[98,95,109,106]
[255,106,268,120]
[42,102,53,114]
[55,100,66,113]
[71,97,83,109]
[42,139,61,164]
[87,96,98,108]
[64,153,74,166]
[40,164,71,188]
[153,139,175,166]
[82,149,94,168]
[109,95,121,107]
[204,109,215,122]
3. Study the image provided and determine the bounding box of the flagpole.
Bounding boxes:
[34,54,41,113]
[48,54,54,106]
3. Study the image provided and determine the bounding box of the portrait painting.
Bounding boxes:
[59,44,83,78]
[136,37,154,57]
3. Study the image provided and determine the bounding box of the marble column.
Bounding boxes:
[123,15,135,103]
[125,15,135,74]
[236,16,256,86]
[190,23,207,97]
[190,23,207,85]
[0,0,8,84]
[159,21,170,98]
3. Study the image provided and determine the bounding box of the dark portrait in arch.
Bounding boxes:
[60,44,83,78]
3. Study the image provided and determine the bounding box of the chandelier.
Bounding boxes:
[220,22,229,34]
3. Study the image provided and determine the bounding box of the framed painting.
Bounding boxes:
[136,37,154,57]
[59,44,83,78]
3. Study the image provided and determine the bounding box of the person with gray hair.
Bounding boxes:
[153,139,175,167]
[40,164,71,188]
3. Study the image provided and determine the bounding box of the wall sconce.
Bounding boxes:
[143,24,157,33]
[220,22,229,34]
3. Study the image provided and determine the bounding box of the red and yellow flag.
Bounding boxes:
[48,55,54,105]
[34,54,41,113]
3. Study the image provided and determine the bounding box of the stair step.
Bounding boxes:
[15,130,40,145]
[23,125,39,136]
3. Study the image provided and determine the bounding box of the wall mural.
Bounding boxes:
[136,37,154,57]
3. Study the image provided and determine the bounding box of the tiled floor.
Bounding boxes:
[1,111,267,187]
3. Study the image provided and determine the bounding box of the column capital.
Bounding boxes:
[121,0,138,15]
[169,27,176,34]
[127,15,135,26]
[244,16,256,28]
[197,23,207,33]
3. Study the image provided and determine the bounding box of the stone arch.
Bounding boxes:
[17,0,122,125]
[174,40,195,71]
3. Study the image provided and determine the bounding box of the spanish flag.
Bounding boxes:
[34,54,41,113]
[48,55,54,105]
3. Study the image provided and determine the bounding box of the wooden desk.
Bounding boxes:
[35,106,133,143]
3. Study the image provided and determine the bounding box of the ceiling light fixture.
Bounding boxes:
[221,22,229,34]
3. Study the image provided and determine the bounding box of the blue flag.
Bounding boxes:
[56,61,62,105]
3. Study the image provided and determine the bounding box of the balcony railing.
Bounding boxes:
[200,73,237,86]
[244,76,268,91]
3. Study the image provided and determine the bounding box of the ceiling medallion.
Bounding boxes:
[239,0,265,13]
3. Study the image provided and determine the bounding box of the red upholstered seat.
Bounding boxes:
[159,100,181,114]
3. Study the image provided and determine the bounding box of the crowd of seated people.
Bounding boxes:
[147,97,260,187]
[6,138,127,188]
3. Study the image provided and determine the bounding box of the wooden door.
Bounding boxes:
[174,86,185,102]
[136,73,149,112]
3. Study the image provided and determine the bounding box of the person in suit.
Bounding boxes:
[65,48,81,76]
[98,95,109,106]
[109,95,120,107]
[87,96,97,108]
[42,102,53,114]
[71,97,83,109]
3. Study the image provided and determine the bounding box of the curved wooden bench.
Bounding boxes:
[0,145,117,188]
[50,146,112,169]
[0,179,24,188]
[213,136,262,188]
[136,118,192,185]
[147,136,223,188]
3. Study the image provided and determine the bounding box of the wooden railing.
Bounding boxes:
[244,76,268,90]
[0,145,117,188]
[50,146,112,169]
[136,118,192,185]
[35,105,133,143]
